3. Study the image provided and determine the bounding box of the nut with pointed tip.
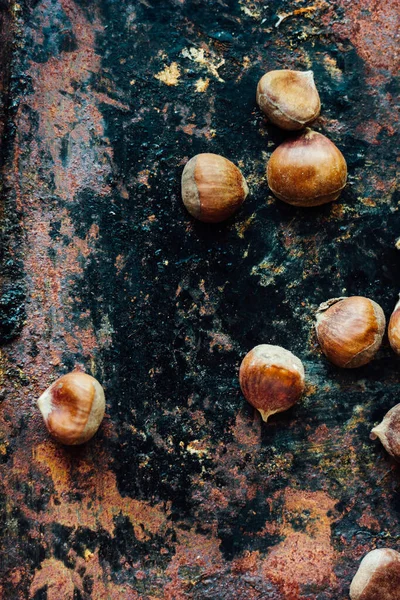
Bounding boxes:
[37,372,105,445]
[267,129,347,207]
[256,70,321,130]
[388,296,400,355]
[350,548,400,600]
[181,153,249,223]
[371,404,400,460]
[315,296,385,368]
[239,344,305,422]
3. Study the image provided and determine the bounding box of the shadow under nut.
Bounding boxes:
[267,129,347,207]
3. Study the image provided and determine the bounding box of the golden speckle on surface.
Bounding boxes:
[154,62,181,86]
[194,77,209,92]
[181,47,225,82]
[186,440,209,458]
[84,549,94,561]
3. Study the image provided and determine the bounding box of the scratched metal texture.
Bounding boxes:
[0,0,399,598]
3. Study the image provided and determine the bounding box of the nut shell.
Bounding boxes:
[267,129,347,207]
[239,344,305,422]
[315,296,385,368]
[388,296,400,355]
[370,404,400,460]
[256,70,321,130]
[350,548,400,600]
[181,153,249,223]
[38,371,105,445]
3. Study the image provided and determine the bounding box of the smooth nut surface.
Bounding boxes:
[181,153,248,223]
[388,296,400,355]
[256,70,321,130]
[315,296,385,368]
[350,548,400,600]
[267,129,347,207]
[239,344,305,422]
[371,404,400,460]
[38,371,105,445]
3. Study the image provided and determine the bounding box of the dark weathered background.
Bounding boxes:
[0,0,399,598]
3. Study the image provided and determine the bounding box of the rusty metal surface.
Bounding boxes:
[0,0,399,598]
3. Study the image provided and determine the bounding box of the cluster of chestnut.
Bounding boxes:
[240,296,400,436]
[239,310,400,595]
[181,70,347,222]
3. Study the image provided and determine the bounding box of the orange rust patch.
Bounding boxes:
[355,120,383,145]
[30,554,139,600]
[31,442,169,538]
[231,409,262,449]
[163,529,223,599]
[324,0,399,72]
[231,550,260,575]
[262,489,338,598]
[357,507,381,531]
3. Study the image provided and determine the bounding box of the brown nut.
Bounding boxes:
[181,153,249,223]
[38,371,105,445]
[350,548,400,600]
[267,129,347,207]
[388,296,400,355]
[239,344,305,422]
[256,70,321,130]
[315,296,385,368]
[371,404,400,460]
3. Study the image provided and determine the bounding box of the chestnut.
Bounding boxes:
[371,404,400,460]
[181,153,249,223]
[256,70,321,130]
[239,344,305,422]
[315,296,385,368]
[388,296,400,355]
[37,371,105,445]
[350,548,400,600]
[266,129,347,207]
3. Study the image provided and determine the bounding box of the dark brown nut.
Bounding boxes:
[388,296,400,355]
[350,548,400,600]
[371,404,400,460]
[38,372,105,445]
[267,129,347,207]
[315,296,385,368]
[239,344,305,422]
[181,153,249,223]
[256,70,321,130]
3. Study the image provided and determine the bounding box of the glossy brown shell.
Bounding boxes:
[315,296,385,368]
[267,129,347,207]
[256,70,321,130]
[181,153,249,223]
[239,344,305,422]
[350,548,400,600]
[37,372,105,445]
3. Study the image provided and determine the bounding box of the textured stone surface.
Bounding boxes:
[0,0,399,598]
